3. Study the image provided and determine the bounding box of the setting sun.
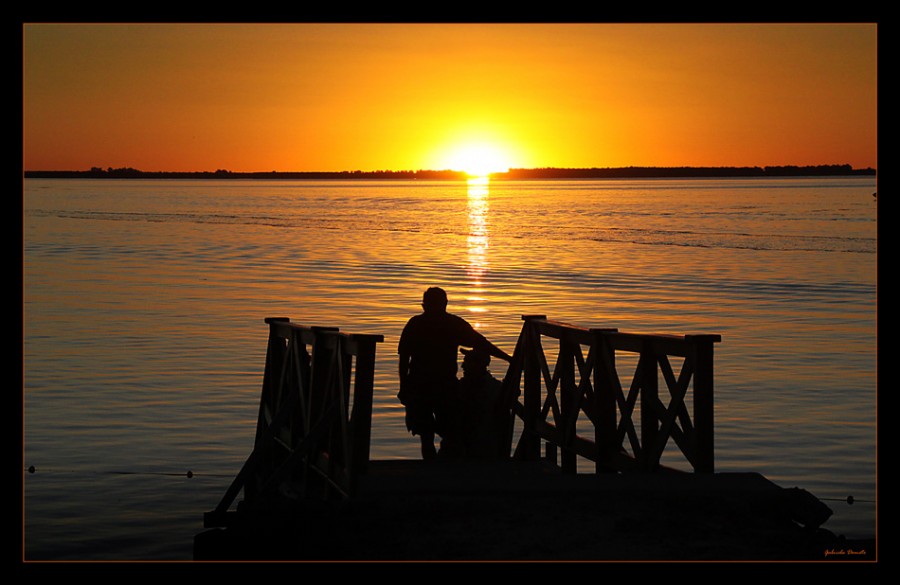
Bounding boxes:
[443,143,514,177]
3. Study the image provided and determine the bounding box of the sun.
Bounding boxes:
[443,143,513,177]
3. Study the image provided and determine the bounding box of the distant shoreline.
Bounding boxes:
[23,164,876,180]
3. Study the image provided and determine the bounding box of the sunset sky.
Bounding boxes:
[23,23,877,174]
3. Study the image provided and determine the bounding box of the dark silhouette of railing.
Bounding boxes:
[203,313,719,530]
[204,318,383,528]
[501,316,720,473]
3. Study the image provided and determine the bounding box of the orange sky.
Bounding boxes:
[23,23,878,173]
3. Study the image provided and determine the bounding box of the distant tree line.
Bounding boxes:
[497,164,875,179]
[24,167,470,180]
[24,164,875,180]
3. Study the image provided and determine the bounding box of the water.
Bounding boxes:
[22,176,877,560]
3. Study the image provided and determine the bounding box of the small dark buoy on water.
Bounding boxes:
[187,470,194,478]
[28,465,35,474]
[847,495,854,505]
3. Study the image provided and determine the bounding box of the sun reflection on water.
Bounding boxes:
[466,176,491,327]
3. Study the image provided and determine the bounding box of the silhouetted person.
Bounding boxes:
[398,287,511,459]
[455,348,507,459]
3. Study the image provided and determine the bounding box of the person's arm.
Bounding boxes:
[398,319,412,388]
[474,333,513,362]
[398,350,411,386]
[484,338,513,362]
[457,314,513,362]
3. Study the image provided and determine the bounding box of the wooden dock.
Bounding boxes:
[194,316,872,561]
[195,458,849,561]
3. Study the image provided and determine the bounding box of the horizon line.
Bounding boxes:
[24,163,877,176]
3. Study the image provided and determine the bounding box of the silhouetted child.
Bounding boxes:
[449,348,507,459]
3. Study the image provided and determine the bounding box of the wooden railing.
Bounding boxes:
[501,316,720,473]
[203,313,718,529]
[204,318,383,528]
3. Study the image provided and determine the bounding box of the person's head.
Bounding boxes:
[422,287,448,313]
[461,347,490,377]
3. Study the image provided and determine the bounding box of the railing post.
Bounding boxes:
[257,318,291,446]
[205,319,384,527]
[559,335,577,474]
[496,316,719,475]
[309,326,340,425]
[500,329,526,459]
[519,315,545,461]
[308,327,341,499]
[688,335,719,473]
[545,441,558,466]
[349,334,381,488]
[639,342,660,471]
[247,318,293,501]
[591,328,619,473]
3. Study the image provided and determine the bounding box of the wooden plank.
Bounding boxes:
[533,420,597,463]
[499,330,525,413]
[573,340,587,373]
[266,318,318,345]
[208,446,264,520]
[571,342,595,424]
[659,354,696,438]
[571,364,595,428]
[290,334,311,435]
[604,332,690,357]
[691,337,716,473]
[349,335,378,483]
[545,441,558,466]
[519,320,543,460]
[639,347,660,470]
[613,353,642,458]
[596,448,641,472]
[310,451,352,499]
[667,421,697,468]
[539,340,562,422]
[522,318,719,360]
[558,338,578,474]
[534,419,563,446]
[532,319,596,345]
[591,333,617,472]
[256,334,285,441]
[540,386,560,420]
[250,400,341,507]
[334,345,350,471]
[538,338,558,393]
[570,434,599,462]
[343,333,385,356]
